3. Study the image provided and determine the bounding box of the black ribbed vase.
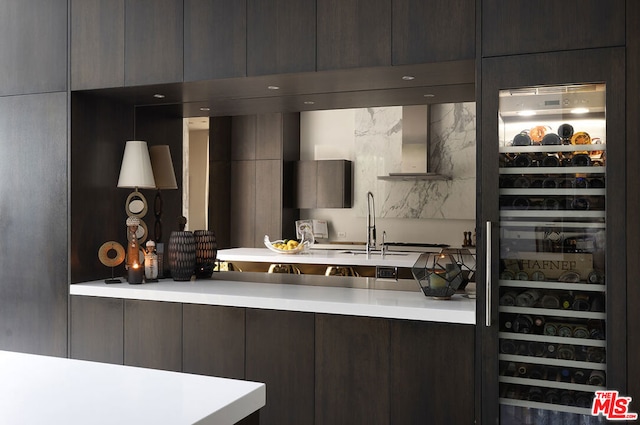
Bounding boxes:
[168,231,196,281]
[194,230,218,279]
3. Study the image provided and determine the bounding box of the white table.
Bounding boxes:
[0,350,265,425]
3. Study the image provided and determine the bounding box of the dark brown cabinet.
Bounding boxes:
[317,0,391,70]
[124,300,182,371]
[482,0,625,57]
[246,309,315,425]
[295,160,352,208]
[315,314,391,425]
[247,0,316,76]
[392,0,475,65]
[70,296,124,364]
[390,320,475,425]
[125,0,183,86]
[0,92,68,357]
[183,304,245,379]
[71,0,125,90]
[230,113,300,247]
[184,0,247,81]
[0,0,67,96]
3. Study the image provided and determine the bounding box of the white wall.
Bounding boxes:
[299,104,477,247]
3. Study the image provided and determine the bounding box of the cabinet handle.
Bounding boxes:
[486,221,492,327]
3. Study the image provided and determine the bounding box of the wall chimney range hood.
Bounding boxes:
[378,105,450,181]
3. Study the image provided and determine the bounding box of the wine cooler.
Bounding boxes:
[494,82,610,425]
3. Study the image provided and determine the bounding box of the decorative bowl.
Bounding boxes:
[411,252,466,299]
[264,235,309,254]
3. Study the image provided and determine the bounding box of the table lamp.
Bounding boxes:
[117,140,156,225]
[149,145,178,243]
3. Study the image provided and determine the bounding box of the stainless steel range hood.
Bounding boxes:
[378,105,450,181]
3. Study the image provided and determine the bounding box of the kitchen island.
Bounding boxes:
[0,350,265,425]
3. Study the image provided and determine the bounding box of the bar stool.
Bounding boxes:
[268,264,301,274]
[324,266,359,277]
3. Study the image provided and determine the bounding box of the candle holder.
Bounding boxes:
[411,252,465,299]
[128,262,144,284]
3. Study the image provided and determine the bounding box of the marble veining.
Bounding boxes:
[354,103,476,220]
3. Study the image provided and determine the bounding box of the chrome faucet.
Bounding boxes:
[366,191,376,254]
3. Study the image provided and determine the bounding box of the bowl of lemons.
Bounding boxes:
[264,235,309,254]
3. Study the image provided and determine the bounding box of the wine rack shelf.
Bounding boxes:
[500,210,605,219]
[500,188,605,196]
[499,332,606,348]
[499,376,605,393]
[499,397,597,417]
[499,145,606,154]
[499,354,606,372]
[499,279,605,293]
[499,306,605,320]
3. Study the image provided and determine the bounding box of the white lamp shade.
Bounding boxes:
[117,141,156,189]
[149,145,178,190]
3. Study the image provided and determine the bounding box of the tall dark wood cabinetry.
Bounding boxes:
[0,92,68,357]
[317,0,391,70]
[481,0,625,57]
[125,0,183,86]
[0,0,67,96]
[230,113,300,247]
[392,0,475,65]
[247,0,316,76]
[477,48,625,423]
[71,0,125,90]
[184,0,247,81]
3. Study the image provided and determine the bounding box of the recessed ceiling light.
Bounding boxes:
[304,101,315,105]
[267,85,280,90]
[153,94,165,99]
[402,75,415,81]
[199,107,210,112]
[570,107,589,114]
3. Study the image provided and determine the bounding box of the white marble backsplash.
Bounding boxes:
[354,103,476,220]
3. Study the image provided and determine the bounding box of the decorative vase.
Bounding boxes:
[168,231,196,281]
[193,230,217,279]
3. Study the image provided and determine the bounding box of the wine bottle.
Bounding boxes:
[558,123,574,142]
[512,197,530,210]
[557,344,576,360]
[560,390,575,406]
[500,313,516,332]
[589,177,605,188]
[528,366,544,380]
[542,177,558,188]
[572,325,590,339]
[512,315,534,334]
[571,153,592,167]
[542,198,561,210]
[544,388,560,404]
[500,339,518,354]
[513,176,530,188]
[590,294,605,312]
[527,341,546,357]
[557,324,573,338]
[515,289,541,307]
[541,294,561,309]
[587,347,606,363]
[542,154,561,167]
[528,387,544,402]
[514,153,533,167]
[573,369,588,384]
[588,370,606,386]
[543,321,558,336]
[513,133,532,146]
[588,320,605,340]
[571,197,590,210]
[499,290,518,306]
[572,293,591,311]
[572,177,590,188]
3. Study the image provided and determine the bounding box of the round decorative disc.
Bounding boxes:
[98,241,126,268]
[125,190,148,218]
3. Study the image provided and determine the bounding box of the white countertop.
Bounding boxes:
[217,247,421,268]
[0,350,265,425]
[70,278,476,324]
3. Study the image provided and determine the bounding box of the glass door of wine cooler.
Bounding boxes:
[496,83,607,425]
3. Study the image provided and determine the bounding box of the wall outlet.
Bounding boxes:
[337,231,347,239]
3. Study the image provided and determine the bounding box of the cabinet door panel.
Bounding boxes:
[315,314,390,425]
[0,92,68,357]
[124,300,182,371]
[70,296,124,364]
[390,320,474,425]
[125,0,183,86]
[247,0,315,76]
[317,0,391,70]
[183,304,245,379]
[184,0,246,81]
[71,0,125,90]
[255,160,283,245]
[0,0,67,95]
[482,0,625,57]
[231,161,256,247]
[392,0,474,65]
[246,309,314,425]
